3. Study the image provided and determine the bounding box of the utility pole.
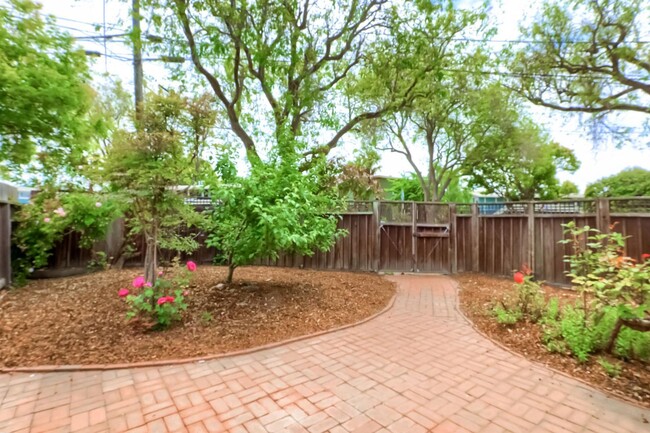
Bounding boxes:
[132,0,144,123]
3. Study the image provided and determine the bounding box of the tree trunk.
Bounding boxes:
[606,318,624,354]
[143,232,158,286]
[226,263,236,284]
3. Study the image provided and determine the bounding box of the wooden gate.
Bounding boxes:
[378,202,451,273]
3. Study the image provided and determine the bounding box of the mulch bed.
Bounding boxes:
[456,273,650,408]
[0,266,395,367]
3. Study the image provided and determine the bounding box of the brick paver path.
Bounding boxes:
[1,275,649,432]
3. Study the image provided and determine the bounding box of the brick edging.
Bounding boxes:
[449,279,650,411]
[0,290,397,374]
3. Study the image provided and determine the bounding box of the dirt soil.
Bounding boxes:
[0,266,395,367]
[456,273,650,408]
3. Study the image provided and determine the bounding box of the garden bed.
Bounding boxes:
[456,273,650,407]
[0,266,395,367]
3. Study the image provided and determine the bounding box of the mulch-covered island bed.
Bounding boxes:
[456,273,650,408]
[0,267,394,367]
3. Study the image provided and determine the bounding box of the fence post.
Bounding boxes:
[596,198,611,234]
[449,203,457,274]
[411,202,417,272]
[0,182,17,288]
[471,203,479,272]
[372,200,381,272]
[527,202,535,271]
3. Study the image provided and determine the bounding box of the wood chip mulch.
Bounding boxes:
[0,266,395,367]
[456,272,650,408]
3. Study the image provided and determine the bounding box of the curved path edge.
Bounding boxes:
[0,293,397,374]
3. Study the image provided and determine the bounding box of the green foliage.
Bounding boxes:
[560,304,594,363]
[561,222,650,324]
[12,189,123,285]
[200,311,214,325]
[122,261,193,329]
[597,358,622,378]
[493,271,546,325]
[493,305,522,325]
[0,0,95,182]
[559,181,579,197]
[465,112,580,201]
[87,251,109,272]
[510,0,650,135]
[352,1,494,202]
[541,298,565,352]
[387,174,424,201]
[143,0,393,164]
[585,168,650,198]
[104,92,212,283]
[206,147,345,283]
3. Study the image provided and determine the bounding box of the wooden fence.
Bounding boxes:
[0,182,17,288]
[32,197,650,286]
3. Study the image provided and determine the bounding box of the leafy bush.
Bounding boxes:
[560,304,594,363]
[597,358,622,378]
[493,305,522,325]
[561,222,650,355]
[541,297,563,349]
[206,148,345,283]
[13,189,123,284]
[120,260,195,329]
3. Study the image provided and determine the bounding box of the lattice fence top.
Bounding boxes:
[609,197,650,214]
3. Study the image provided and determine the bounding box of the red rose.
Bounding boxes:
[642,253,650,261]
[514,272,525,284]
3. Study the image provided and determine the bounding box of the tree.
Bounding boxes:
[559,180,580,197]
[585,168,650,197]
[352,0,493,201]
[0,0,94,182]
[104,92,213,284]
[510,0,650,133]
[206,148,345,284]
[387,172,472,202]
[335,145,381,200]
[143,0,430,166]
[465,120,580,201]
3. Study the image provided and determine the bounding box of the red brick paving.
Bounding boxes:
[1,275,649,432]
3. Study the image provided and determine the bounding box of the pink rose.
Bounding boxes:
[166,296,175,303]
[118,288,129,298]
[53,207,66,217]
[186,261,197,272]
[144,282,152,287]
[43,217,51,223]
[95,202,102,208]
[158,271,164,277]
[132,276,146,288]
[183,290,189,297]
[157,297,167,305]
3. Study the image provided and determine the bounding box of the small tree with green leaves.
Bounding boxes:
[206,147,345,284]
[104,92,211,284]
[561,222,650,354]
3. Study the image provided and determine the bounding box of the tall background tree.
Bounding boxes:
[350,0,497,201]
[510,0,650,139]
[585,168,650,197]
[0,0,94,184]
[143,0,428,165]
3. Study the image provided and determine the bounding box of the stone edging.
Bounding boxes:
[0,291,397,374]
[449,279,650,411]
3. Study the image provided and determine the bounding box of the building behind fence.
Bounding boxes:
[16,197,650,286]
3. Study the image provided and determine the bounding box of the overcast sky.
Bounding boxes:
[35,0,650,193]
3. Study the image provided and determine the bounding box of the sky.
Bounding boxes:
[32,0,650,193]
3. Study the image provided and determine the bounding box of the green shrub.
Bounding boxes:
[560,305,594,363]
[493,305,522,325]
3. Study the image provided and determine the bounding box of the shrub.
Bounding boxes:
[493,305,522,325]
[13,189,123,285]
[121,260,194,329]
[560,304,594,363]
[597,358,622,378]
[561,222,650,355]
[492,267,545,325]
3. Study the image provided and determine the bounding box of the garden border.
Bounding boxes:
[0,292,396,373]
[451,278,650,411]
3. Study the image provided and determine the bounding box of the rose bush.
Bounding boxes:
[121,260,195,328]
